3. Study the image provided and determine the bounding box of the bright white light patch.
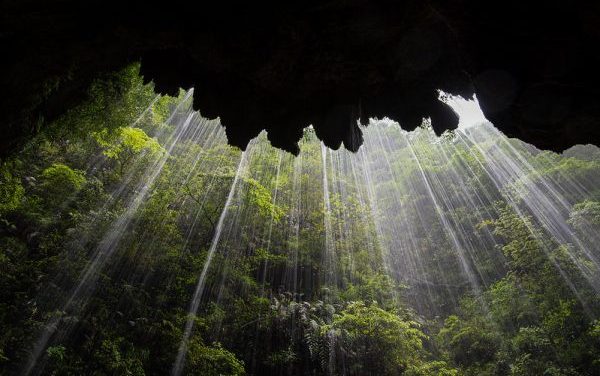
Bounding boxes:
[439,91,488,129]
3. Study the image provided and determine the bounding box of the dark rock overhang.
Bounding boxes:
[1,0,599,155]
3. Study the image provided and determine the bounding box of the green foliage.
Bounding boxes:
[41,163,87,198]
[46,345,66,362]
[436,205,600,376]
[341,272,398,310]
[1,62,599,376]
[438,314,500,369]
[94,338,146,376]
[569,200,600,228]
[0,164,24,215]
[244,177,285,222]
[185,341,245,376]
[324,301,427,375]
[95,127,162,160]
[252,248,287,265]
[404,361,459,376]
[94,126,162,176]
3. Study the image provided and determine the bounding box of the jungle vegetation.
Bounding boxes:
[1,65,599,375]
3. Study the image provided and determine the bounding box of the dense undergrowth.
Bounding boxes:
[1,65,599,375]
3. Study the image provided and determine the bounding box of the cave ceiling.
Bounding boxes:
[1,0,599,155]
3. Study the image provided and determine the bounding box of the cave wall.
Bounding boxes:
[1,0,599,155]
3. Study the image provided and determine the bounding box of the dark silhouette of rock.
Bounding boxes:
[1,1,599,155]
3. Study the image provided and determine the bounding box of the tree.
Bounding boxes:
[185,341,245,376]
[94,126,162,175]
[40,163,87,201]
[323,301,426,375]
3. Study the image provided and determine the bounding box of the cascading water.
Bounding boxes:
[171,151,247,376]
[13,87,600,375]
